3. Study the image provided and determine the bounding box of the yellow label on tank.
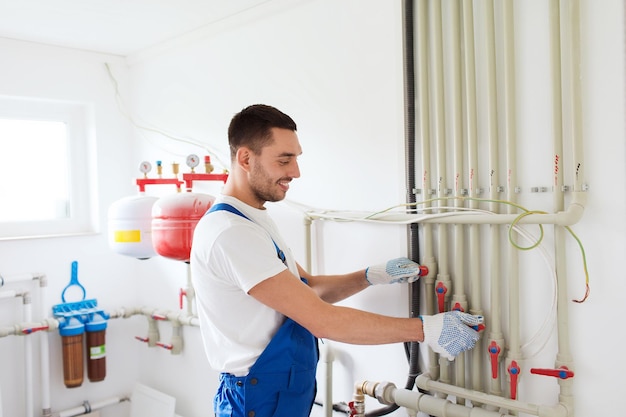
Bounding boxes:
[114,230,141,243]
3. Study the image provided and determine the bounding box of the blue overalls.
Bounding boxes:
[207,203,319,417]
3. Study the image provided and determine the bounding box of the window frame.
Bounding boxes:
[0,96,98,240]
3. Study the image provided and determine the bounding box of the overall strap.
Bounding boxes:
[207,203,286,265]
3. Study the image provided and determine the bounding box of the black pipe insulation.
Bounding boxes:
[365,0,422,415]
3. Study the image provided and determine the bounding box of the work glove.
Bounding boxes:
[421,311,484,361]
[365,257,426,285]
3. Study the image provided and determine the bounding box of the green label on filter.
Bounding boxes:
[89,345,106,359]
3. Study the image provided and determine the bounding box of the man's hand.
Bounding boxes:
[365,257,427,285]
[421,311,484,360]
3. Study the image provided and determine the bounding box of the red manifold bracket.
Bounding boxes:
[136,177,184,193]
[530,366,574,380]
[507,360,521,400]
[488,341,501,379]
[435,282,447,313]
[182,172,229,190]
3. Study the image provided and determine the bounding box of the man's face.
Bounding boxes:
[248,127,302,204]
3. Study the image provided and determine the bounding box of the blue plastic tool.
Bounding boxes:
[61,261,87,303]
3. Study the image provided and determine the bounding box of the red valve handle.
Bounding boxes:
[179,288,187,310]
[135,336,149,343]
[418,265,429,276]
[530,366,574,379]
[156,342,173,350]
[507,360,521,400]
[488,341,501,379]
[452,302,464,312]
[22,325,49,334]
[435,282,447,313]
[151,313,167,321]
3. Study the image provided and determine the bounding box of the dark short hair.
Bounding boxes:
[228,104,297,160]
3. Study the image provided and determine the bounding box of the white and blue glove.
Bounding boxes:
[421,311,484,360]
[365,257,426,285]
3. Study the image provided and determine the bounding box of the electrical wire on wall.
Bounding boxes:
[104,62,231,173]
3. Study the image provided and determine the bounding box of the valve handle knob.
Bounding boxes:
[507,360,521,400]
[488,341,501,379]
[179,288,187,310]
[530,366,574,379]
[452,302,464,312]
[435,282,447,313]
[156,341,173,350]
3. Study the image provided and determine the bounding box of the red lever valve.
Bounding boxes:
[22,325,49,335]
[488,341,501,379]
[530,366,574,380]
[435,282,447,313]
[507,360,521,400]
[179,288,187,310]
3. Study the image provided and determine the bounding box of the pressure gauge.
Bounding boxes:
[139,161,152,174]
[186,154,200,169]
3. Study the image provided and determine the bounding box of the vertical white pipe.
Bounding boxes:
[428,0,451,383]
[496,0,522,399]
[304,217,312,273]
[38,277,51,417]
[23,294,33,417]
[443,0,467,394]
[461,0,484,394]
[416,0,439,379]
[480,0,504,397]
[555,0,581,412]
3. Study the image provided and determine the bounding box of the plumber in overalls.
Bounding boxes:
[190,104,484,417]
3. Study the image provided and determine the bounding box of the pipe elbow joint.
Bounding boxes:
[556,191,587,226]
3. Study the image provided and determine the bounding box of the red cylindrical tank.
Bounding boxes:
[151,192,215,262]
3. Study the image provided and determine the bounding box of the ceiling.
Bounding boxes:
[0,0,274,56]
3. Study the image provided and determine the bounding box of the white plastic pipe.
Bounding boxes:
[319,341,335,417]
[416,0,439,380]
[497,0,523,397]
[414,375,570,417]
[359,379,517,417]
[38,277,52,417]
[428,0,453,384]
[443,0,468,394]
[57,396,128,417]
[23,293,33,417]
[460,0,484,394]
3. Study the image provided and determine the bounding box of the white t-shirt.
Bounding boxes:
[190,195,301,376]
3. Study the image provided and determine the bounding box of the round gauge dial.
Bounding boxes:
[139,161,152,174]
[186,154,200,169]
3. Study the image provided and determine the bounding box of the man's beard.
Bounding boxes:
[249,161,288,203]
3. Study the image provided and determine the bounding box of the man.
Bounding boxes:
[190,104,483,417]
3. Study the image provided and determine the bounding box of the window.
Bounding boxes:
[0,96,97,239]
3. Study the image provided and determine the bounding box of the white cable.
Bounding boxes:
[104,63,231,171]
[282,198,557,356]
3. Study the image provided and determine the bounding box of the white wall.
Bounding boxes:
[0,0,624,417]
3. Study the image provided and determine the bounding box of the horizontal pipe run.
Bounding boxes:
[55,396,129,417]
[307,192,586,226]
[415,375,569,417]
[0,307,199,339]
[358,380,515,417]
[0,272,46,286]
[0,319,60,338]
[107,306,200,327]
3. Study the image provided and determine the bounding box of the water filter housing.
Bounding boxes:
[108,195,159,259]
[151,192,215,262]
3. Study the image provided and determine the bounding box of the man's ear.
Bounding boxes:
[236,147,252,172]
